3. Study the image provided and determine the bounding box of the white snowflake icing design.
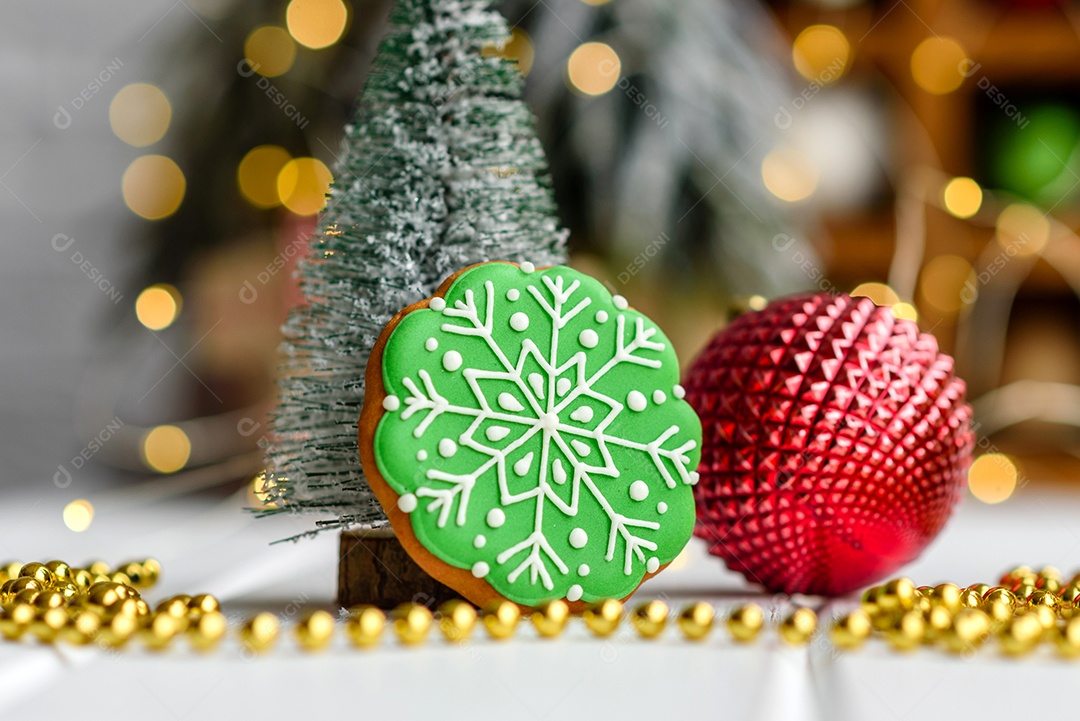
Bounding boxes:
[382,266,699,596]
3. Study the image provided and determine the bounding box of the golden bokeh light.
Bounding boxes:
[244,26,297,78]
[483,27,535,77]
[566,42,620,96]
[762,147,819,203]
[122,155,186,220]
[920,254,974,313]
[142,425,192,474]
[942,177,982,219]
[996,203,1050,257]
[277,157,333,216]
[135,284,182,331]
[286,0,349,50]
[792,25,850,83]
[109,83,172,147]
[890,302,919,322]
[63,500,94,533]
[248,472,280,509]
[851,282,901,307]
[238,145,292,209]
[580,0,611,5]
[910,37,968,95]
[968,453,1018,504]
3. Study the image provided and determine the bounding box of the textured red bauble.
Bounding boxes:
[685,292,974,596]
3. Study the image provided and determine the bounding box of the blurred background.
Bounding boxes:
[3,0,1078,530]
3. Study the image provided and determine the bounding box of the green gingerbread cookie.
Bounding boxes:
[363,261,701,607]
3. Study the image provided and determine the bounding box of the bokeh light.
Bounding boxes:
[277,157,333,216]
[566,42,620,96]
[910,37,968,95]
[249,472,280,509]
[942,177,982,219]
[792,25,850,83]
[286,0,349,50]
[762,147,819,203]
[920,254,974,313]
[109,83,172,147]
[238,145,292,209]
[122,155,186,220]
[135,284,182,331]
[63,500,94,533]
[142,425,192,474]
[483,27,535,77]
[968,453,1018,504]
[996,203,1050,257]
[244,26,297,78]
[851,282,901,307]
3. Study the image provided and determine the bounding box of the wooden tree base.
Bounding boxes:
[338,529,458,609]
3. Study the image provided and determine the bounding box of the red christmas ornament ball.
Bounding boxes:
[684,292,974,596]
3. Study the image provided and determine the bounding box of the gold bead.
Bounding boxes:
[70,568,95,590]
[98,613,138,647]
[18,562,54,585]
[929,583,961,611]
[240,612,281,653]
[53,581,82,604]
[879,578,916,613]
[967,584,991,598]
[109,571,133,587]
[957,588,982,610]
[188,594,221,617]
[884,610,926,651]
[189,611,228,651]
[860,586,882,617]
[61,609,103,645]
[0,603,35,640]
[531,600,571,639]
[391,603,433,646]
[676,602,715,641]
[343,606,383,649]
[999,612,1044,656]
[779,607,817,646]
[32,590,66,612]
[982,587,1017,609]
[86,582,127,608]
[1058,584,1080,619]
[139,612,180,651]
[583,599,624,638]
[437,599,478,642]
[12,589,40,607]
[43,561,72,583]
[140,559,162,587]
[999,565,1033,585]
[115,562,148,588]
[1013,583,1037,601]
[1055,616,1080,658]
[943,608,991,653]
[924,605,953,644]
[630,600,669,639]
[1027,589,1058,615]
[984,598,1014,625]
[0,562,22,584]
[726,603,764,643]
[481,600,520,640]
[1039,565,1062,581]
[156,596,190,617]
[85,560,111,576]
[1028,604,1056,632]
[829,610,872,650]
[294,610,335,652]
[4,577,43,598]
[29,607,69,643]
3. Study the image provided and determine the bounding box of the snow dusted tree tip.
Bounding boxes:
[260,0,568,533]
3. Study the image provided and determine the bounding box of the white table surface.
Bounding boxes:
[0,481,1076,721]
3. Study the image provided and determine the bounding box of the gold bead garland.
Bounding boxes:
[5,559,1080,657]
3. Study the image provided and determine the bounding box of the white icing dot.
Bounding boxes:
[689,471,701,485]
[556,378,572,396]
[629,480,649,502]
[567,584,583,602]
[657,502,668,514]
[570,439,592,457]
[425,338,438,352]
[430,297,446,312]
[578,329,599,348]
[507,288,520,301]
[595,310,609,324]
[527,373,545,398]
[519,261,536,273]
[442,350,462,372]
[552,459,567,484]
[673,384,686,400]
[612,295,629,310]
[472,562,490,578]
[578,564,590,577]
[398,493,418,513]
[568,528,588,549]
[438,438,457,458]
[485,425,511,442]
[474,535,487,549]
[646,558,660,574]
[510,312,530,331]
[497,392,524,412]
[486,508,506,528]
[416,450,428,461]
[627,390,647,412]
[652,389,667,404]
[513,452,534,476]
[569,406,593,424]
[382,395,400,412]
